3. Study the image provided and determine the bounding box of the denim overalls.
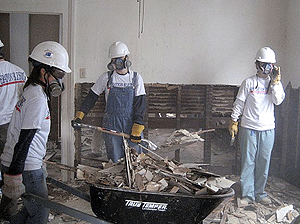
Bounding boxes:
[103,72,143,162]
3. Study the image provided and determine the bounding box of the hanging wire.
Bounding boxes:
[137,0,145,38]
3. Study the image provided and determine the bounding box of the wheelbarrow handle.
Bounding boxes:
[22,193,110,224]
[73,122,158,150]
[74,122,130,138]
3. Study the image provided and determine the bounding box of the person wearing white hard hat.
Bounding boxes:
[0,39,27,156]
[0,41,71,223]
[228,47,285,205]
[72,41,146,162]
[0,39,27,215]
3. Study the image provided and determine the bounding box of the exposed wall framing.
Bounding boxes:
[74,82,300,188]
[74,83,239,166]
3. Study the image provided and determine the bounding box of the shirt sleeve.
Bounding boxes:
[91,72,109,96]
[231,80,249,121]
[21,96,48,130]
[231,98,245,121]
[135,73,146,96]
[235,79,249,102]
[133,95,146,124]
[270,82,285,105]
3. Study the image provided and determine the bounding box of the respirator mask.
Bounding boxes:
[47,68,66,97]
[258,62,273,75]
[107,56,132,71]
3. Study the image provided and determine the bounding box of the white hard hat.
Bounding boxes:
[255,47,276,63]
[29,41,71,73]
[0,39,4,48]
[108,41,130,59]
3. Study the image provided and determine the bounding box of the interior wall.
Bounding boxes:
[287,0,300,88]
[74,0,288,86]
[10,13,29,75]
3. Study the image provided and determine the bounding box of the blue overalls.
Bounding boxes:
[102,72,143,162]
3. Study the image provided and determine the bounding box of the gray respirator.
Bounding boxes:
[258,62,273,75]
[107,57,132,71]
[48,78,65,97]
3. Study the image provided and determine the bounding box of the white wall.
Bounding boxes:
[74,0,288,86]
[10,13,29,75]
[287,0,300,88]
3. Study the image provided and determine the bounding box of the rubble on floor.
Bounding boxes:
[46,160,300,224]
[203,175,300,224]
[44,130,300,223]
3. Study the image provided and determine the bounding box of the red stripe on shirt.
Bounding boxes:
[0,80,25,87]
[15,105,21,112]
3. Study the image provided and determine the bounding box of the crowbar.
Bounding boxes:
[73,122,158,151]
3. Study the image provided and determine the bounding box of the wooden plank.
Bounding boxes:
[204,85,213,165]
[176,86,182,129]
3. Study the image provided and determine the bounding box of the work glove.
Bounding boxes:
[71,111,85,130]
[271,66,281,85]
[130,123,145,143]
[228,119,238,137]
[1,173,25,200]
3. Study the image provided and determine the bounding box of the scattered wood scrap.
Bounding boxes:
[163,128,215,146]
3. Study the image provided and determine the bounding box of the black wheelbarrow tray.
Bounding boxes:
[21,176,234,224]
[90,184,235,224]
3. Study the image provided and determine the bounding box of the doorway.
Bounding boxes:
[0,13,61,145]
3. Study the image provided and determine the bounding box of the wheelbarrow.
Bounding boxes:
[21,174,234,224]
[90,185,234,224]
[20,124,235,223]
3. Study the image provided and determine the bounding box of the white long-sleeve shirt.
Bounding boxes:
[0,60,27,125]
[1,85,50,171]
[231,75,285,131]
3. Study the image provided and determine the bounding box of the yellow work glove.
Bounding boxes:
[228,119,238,137]
[271,66,281,85]
[130,123,145,143]
[71,111,85,130]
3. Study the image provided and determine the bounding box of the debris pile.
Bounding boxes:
[77,142,234,196]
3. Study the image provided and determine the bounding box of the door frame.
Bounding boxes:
[0,0,75,182]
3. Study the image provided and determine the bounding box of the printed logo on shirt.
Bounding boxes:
[249,87,267,95]
[15,96,26,112]
[111,83,133,88]
[0,71,26,87]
